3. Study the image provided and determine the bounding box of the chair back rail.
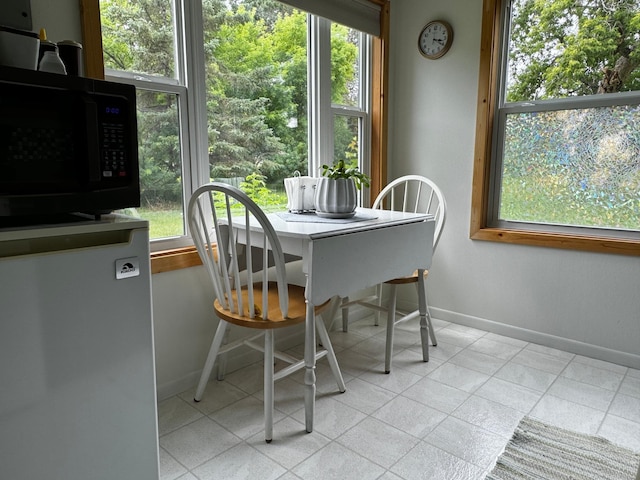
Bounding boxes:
[188,182,290,320]
[373,174,446,251]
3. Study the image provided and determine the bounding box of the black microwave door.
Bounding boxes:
[0,84,92,194]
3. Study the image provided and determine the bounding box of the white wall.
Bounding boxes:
[36,0,639,400]
[389,0,640,368]
[30,0,81,45]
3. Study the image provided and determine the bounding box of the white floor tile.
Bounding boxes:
[248,416,331,470]
[390,349,444,376]
[545,376,615,411]
[159,416,240,469]
[494,362,557,392]
[402,377,470,414]
[424,417,508,470]
[524,343,575,361]
[619,374,640,398]
[337,417,420,469]
[427,363,491,393]
[474,377,542,413]
[598,414,640,452]
[157,396,204,436]
[372,395,447,439]
[192,443,286,480]
[509,348,571,375]
[419,340,463,362]
[435,328,483,348]
[573,354,629,375]
[358,364,422,394]
[483,332,528,348]
[609,393,640,424]
[292,442,385,480]
[561,360,625,391]
[291,396,367,440]
[447,348,507,376]
[391,441,485,480]
[529,393,605,434]
[159,447,188,480]
[451,395,524,438]
[178,379,248,415]
[209,396,285,440]
[332,377,396,415]
[468,337,523,360]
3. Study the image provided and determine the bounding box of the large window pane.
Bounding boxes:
[506,0,639,101]
[100,0,184,241]
[100,0,176,79]
[136,89,184,238]
[203,1,305,211]
[499,103,640,231]
[333,115,360,166]
[331,24,360,107]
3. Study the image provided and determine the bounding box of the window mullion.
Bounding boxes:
[308,15,333,177]
[181,0,210,196]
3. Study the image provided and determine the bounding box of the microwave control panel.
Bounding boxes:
[98,99,132,181]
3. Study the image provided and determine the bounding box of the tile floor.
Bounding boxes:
[158,316,640,480]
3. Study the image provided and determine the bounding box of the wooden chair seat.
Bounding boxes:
[215,282,329,329]
[385,269,429,285]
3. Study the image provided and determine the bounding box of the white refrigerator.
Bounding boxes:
[0,214,159,480]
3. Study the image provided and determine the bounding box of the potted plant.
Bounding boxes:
[315,160,371,217]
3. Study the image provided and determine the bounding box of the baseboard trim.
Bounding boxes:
[428,306,640,370]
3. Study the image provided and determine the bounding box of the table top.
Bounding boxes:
[264,208,434,240]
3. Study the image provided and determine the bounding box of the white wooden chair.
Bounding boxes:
[341,175,446,373]
[188,182,345,442]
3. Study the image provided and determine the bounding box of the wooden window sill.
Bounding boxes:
[151,246,202,274]
[471,226,640,256]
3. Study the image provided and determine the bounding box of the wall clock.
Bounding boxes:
[418,20,453,59]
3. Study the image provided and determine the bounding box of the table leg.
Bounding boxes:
[304,300,316,433]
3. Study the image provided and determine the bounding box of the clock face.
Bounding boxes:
[418,21,453,59]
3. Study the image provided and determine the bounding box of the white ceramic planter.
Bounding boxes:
[315,177,357,215]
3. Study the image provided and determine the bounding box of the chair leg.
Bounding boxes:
[373,283,383,326]
[341,296,350,332]
[264,330,274,443]
[421,279,438,347]
[194,320,229,402]
[216,326,232,381]
[384,284,398,374]
[426,302,437,347]
[417,273,429,362]
[315,315,346,392]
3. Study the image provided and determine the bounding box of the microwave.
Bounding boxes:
[0,66,140,220]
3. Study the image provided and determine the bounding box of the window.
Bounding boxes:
[94,0,382,249]
[472,0,640,255]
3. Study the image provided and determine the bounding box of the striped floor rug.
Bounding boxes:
[487,416,640,480]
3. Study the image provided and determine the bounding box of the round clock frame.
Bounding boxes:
[418,20,454,59]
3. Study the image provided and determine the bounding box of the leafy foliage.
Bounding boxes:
[320,159,371,190]
[100,0,359,207]
[508,0,640,100]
